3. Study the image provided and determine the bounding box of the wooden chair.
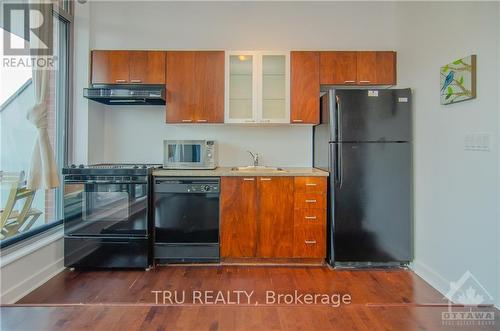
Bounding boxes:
[0,171,43,239]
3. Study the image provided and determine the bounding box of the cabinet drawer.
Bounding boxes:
[293,224,326,258]
[294,209,326,227]
[294,193,326,210]
[294,177,326,193]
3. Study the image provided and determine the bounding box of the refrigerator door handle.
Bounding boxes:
[336,95,342,143]
[337,143,343,188]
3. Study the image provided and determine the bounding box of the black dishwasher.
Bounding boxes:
[154,177,220,263]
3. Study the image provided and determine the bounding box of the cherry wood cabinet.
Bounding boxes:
[256,177,294,258]
[319,51,357,85]
[293,177,327,259]
[319,51,396,85]
[129,51,166,84]
[357,51,396,85]
[220,177,257,258]
[166,51,225,123]
[91,50,166,85]
[220,176,327,261]
[91,50,129,84]
[290,51,320,124]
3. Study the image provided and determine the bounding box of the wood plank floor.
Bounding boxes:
[2,266,498,330]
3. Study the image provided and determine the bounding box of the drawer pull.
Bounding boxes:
[197,119,208,122]
[115,79,127,83]
[305,216,317,220]
[359,80,371,84]
[305,240,317,244]
[344,80,356,84]
[260,178,271,181]
[305,199,317,203]
[243,178,255,181]
[130,79,142,83]
[181,119,193,123]
[305,183,317,186]
[292,119,303,123]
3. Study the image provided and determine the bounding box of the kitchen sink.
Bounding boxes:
[230,166,287,172]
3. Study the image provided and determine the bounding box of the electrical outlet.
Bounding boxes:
[464,133,491,151]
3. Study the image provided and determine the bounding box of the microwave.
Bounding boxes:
[163,140,218,169]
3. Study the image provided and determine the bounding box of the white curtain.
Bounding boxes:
[26,1,60,190]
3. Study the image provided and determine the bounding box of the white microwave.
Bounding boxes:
[163,140,218,169]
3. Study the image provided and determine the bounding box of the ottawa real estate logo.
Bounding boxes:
[442,270,495,328]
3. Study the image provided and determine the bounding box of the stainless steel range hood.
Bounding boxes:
[83,84,166,105]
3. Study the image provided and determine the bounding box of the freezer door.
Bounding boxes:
[334,89,412,142]
[332,142,412,263]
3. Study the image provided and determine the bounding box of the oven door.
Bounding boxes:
[163,141,206,169]
[63,177,149,237]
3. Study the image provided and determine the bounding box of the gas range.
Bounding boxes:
[63,163,162,176]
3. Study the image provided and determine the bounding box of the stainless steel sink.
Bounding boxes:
[230,166,287,172]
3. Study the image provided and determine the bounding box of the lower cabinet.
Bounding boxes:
[220,177,257,257]
[220,176,327,261]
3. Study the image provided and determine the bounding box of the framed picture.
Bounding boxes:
[440,55,476,105]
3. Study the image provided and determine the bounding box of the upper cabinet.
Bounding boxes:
[91,50,166,84]
[320,51,396,85]
[225,51,290,124]
[319,51,357,85]
[290,51,320,124]
[356,51,396,85]
[166,51,225,123]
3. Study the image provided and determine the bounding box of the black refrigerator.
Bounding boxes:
[313,89,413,267]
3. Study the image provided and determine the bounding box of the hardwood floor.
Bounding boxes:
[3,266,498,330]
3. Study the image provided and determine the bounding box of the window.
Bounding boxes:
[0,3,72,247]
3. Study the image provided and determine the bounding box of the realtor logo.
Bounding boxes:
[3,3,53,56]
[442,270,495,327]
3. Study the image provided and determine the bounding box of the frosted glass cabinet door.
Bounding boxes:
[227,54,255,122]
[260,54,289,122]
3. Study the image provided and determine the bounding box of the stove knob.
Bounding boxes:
[204,185,211,192]
[133,165,139,169]
[142,165,147,169]
[78,164,85,168]
[70,164,76,168]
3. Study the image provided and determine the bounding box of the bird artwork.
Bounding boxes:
[440,70,455,94]
[440,55,476,105]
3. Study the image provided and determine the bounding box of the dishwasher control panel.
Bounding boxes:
[155,177,220,194]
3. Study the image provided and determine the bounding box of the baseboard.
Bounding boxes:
[0,257,65,304]
[410,260,450,301]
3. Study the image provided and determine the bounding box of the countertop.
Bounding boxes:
[153,167,329,177]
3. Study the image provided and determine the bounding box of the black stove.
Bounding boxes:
[62,163,161,270]
[63,163,162,176]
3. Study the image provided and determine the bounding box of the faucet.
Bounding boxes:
[247,151,260,167]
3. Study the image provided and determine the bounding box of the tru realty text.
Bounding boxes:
[151,290,352,307]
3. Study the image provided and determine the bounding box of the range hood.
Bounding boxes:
[83,84,166,105]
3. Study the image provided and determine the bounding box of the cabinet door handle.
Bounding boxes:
[305,183,317,186]
[305,216,317,220]
[305,199,317,203]
[181,119,193,123]
[305,240,317,244]
[292,119,303,123]
[260,178,271,181]
[115,79,127,83]
[197,119,208,123]
[359,80,371,84]
[243,178,255,181]
[344,80,356,84]
[130,79,142,83]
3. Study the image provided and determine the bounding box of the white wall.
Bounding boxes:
[0,230,64,304]
[83,1,399,166]
[395,2,499,306]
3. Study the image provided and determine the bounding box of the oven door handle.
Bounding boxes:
[64,180,148,185]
